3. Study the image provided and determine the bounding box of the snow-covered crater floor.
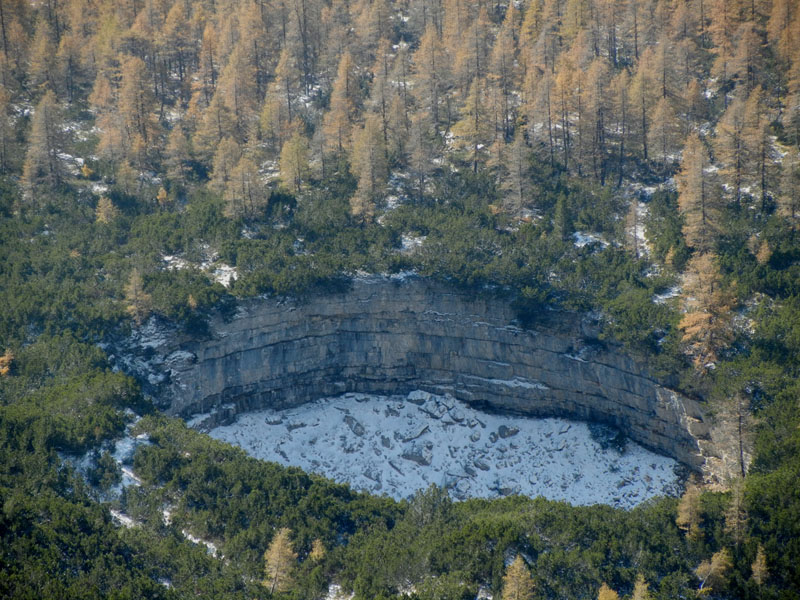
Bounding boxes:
[204,391,682,509]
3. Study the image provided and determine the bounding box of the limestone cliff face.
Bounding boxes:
[155,276,712,472]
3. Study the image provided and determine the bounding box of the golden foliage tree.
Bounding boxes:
[224,156,268,219]
[452,77,492,172]
[631,574,652,600]
[676,480,703,540]
[676,133,719,253]
[502,555,535,600]
[95,196,119,224]
[22,89,65,198]
[724,476,748,545]
[280,128,311,193]
[679,252,734,370]
[696,548,733,593]
[0,349,14,377]
[263,527,297,594]
[751,544,768,586]
[597,582,620,600]
[124,268,152,326]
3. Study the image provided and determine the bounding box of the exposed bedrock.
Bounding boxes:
[151,276,717,476]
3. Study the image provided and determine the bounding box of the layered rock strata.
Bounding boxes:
[153,276,713,472]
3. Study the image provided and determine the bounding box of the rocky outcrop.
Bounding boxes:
[144,275,714,473]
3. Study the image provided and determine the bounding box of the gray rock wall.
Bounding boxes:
[158,276,712,472]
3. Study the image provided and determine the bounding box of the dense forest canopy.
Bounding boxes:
[2,0,800,598]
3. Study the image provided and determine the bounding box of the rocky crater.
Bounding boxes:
[129,275,717,477]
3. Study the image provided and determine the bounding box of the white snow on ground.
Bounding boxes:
[572,231,609,249]
[162,252,238,288]
[206,390,681,508]
[400,233,426,253]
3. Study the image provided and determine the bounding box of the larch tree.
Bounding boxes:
[648,96,679,168]
[724,476,748,546]
[210,137,243,193]
[413,24,449,133]
[501,555,535,600]
[224,156,268,219]
[0,88,16,173]
[676,480,703,540]
[677,133,719,253]
[767,0,798,66]
[124,268,152,326]
[407,111,436,202]
[28,18,58,95]
[262,527,297,595]
[609,69,630,186]
[742,86,773,210]
[95,196,120,224]
[22,89,66,199]
[499,131,530,214]
[165,126,192,188]
[715,93,748,206]
[597,582,620,600]
[628,47,658,161]
[679,251,734,370]
[696,548,733,593]
[777,147,800,235]
[751,544,768,586]
[216,44,258,142]
[631,574,652,600]
[452,77,492,173]
[323,51,357,154]
[195,82,236,161]
[118,55,160,163]
[279,128,311,193]
[350,113,387,221]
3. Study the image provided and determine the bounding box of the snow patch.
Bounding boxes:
[205,391,681,508]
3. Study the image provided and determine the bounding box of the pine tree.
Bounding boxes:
[502,556,535,600]
[677,133,719,253]
[263,527,297,594]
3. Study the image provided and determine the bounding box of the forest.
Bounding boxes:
[1,0,800,598]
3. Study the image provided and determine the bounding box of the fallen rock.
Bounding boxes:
[343,415,365,437]
[473,458,490,471]
[498,425,519,439]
